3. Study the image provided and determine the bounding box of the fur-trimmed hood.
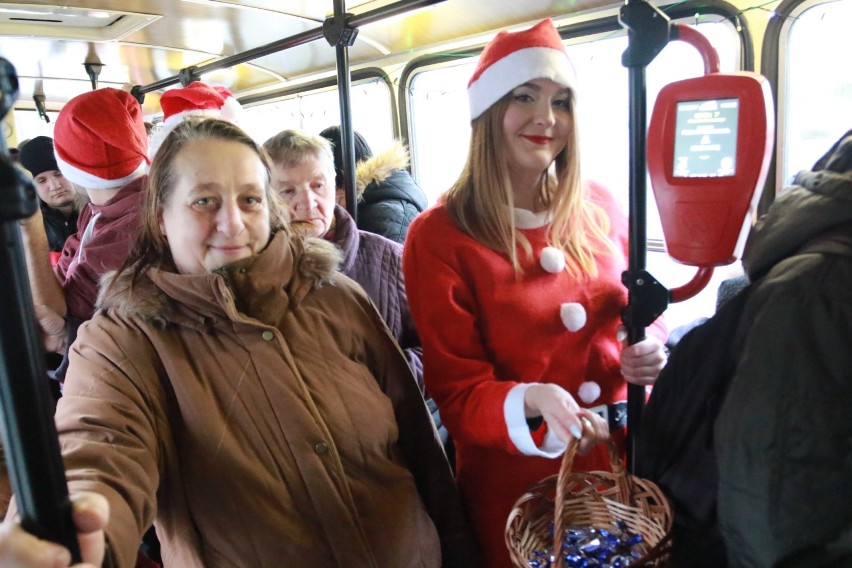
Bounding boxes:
[353,141,428,221]
[354,140,410,198]
[96,232,342,326]
[743,130,852,280]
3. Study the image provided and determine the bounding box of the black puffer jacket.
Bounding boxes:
[715,130,852,567]
[355,141,428,244]
[40,200,79,252]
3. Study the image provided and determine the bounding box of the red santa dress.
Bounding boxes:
[402,181,667,568]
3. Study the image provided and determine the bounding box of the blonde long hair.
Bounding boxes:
[443,90,615,278]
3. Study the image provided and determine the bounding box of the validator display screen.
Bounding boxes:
[673,98,739,178]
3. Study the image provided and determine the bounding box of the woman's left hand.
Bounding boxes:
[619,329,667,386]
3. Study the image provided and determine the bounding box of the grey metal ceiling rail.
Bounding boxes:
[131,0,446,97]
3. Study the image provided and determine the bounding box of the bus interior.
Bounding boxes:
[1,0,851,328]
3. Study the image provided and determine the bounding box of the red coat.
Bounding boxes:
[403,182,666,568]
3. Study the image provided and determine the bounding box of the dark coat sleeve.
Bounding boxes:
[715,253,852,567]
[57,315,167,568]
[357,169,428,244]
[358,199,421,244]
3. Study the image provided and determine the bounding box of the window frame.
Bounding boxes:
[238,67,398,149]
[760,0,852,210]
[398,2,752,330]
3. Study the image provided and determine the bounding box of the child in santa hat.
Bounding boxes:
[19,87,150,357]
[401,18,668,567]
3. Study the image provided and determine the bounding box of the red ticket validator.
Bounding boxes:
[647,72,774,266]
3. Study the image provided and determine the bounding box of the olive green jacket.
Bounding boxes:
[716,137,852,567]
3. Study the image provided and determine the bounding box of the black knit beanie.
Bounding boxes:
[318,126,372,188]
[19,136,59,178]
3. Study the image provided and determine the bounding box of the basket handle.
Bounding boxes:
[552,432,631,568]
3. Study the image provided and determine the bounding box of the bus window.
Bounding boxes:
[241,78,395,155]
[407,62,475,206]
[406,18,741,329]
[407,18,739,209]
[780,0,852,187]
[12,109,59,143]
[574,19,740,222]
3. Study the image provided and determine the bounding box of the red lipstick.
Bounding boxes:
[523,135,552,145]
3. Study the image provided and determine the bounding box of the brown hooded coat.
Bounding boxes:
[55,231,476,567]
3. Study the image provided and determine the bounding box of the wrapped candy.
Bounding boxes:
[526,521,647,568]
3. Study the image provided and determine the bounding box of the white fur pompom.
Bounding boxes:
[540,246,565,273]
[578,381,601,404]
[219,95,243,123]
[560,302,587,332]
[147,123,171,160]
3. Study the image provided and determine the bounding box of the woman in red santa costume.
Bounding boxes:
[402,18,668,567]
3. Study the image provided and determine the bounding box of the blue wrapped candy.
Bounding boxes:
[526,522,648,568]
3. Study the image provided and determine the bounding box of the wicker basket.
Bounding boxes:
[505,438,673,567]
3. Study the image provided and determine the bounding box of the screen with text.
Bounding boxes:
[673,98,739,178]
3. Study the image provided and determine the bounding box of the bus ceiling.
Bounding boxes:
[0,0,622,118]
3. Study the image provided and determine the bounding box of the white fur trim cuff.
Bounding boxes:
[504,383,567,458]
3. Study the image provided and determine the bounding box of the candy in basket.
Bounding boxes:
[505,436,673,568]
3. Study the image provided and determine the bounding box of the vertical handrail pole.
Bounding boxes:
[618,0,671,471]
[326,0,359,220]
[625,61,649,471]
[0,58,81,561]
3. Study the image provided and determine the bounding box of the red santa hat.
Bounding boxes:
[149,81,241,157]
[467,18,577,120]
[53,88,150,190]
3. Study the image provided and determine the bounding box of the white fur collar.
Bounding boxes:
[513,208,551,229]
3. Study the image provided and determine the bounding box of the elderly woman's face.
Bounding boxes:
[158,138,271,274]
[272,155,336,238]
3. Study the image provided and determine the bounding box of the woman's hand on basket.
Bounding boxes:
[523,384,609,455]
[574,410,608,455]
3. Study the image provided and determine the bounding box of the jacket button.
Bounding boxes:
[314,442,329,455]
[262,330,274,341]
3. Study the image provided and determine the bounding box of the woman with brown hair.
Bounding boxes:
[5,117,476,567]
